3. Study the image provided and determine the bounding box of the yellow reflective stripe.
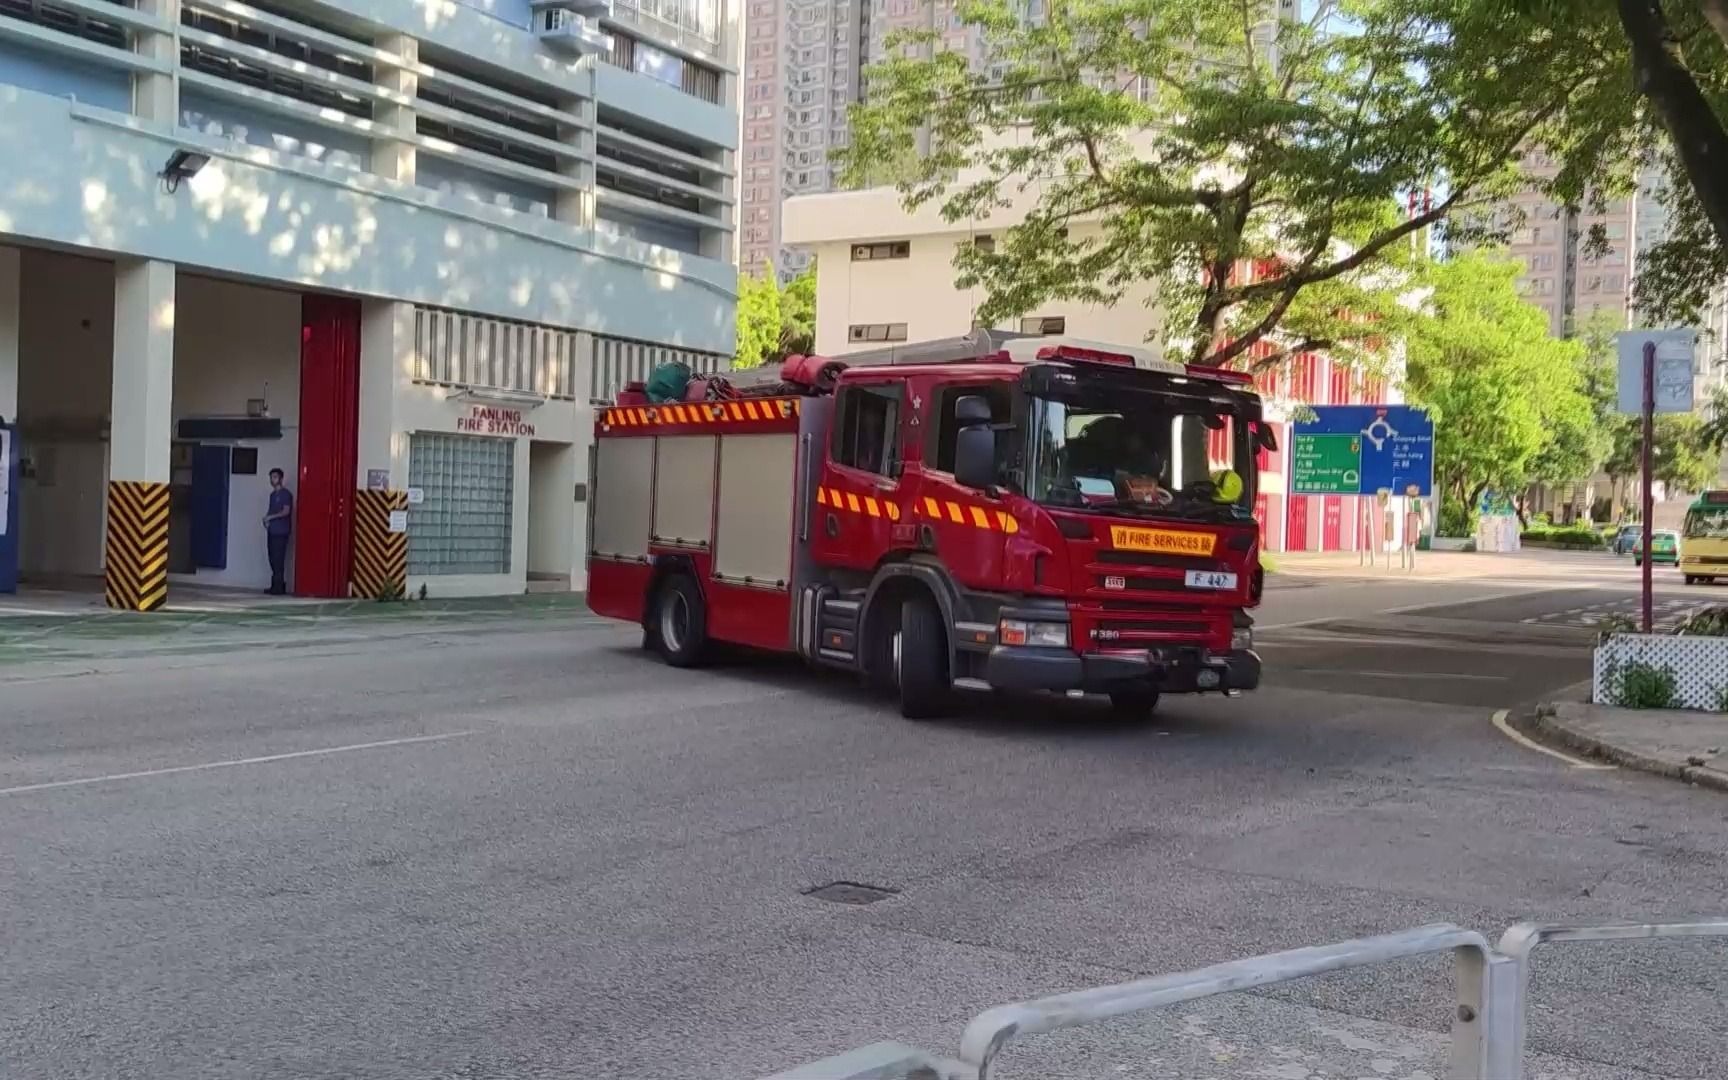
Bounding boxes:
[996,511,1019,534]
[864,497,881,518]
[745,401,761,420]
[829,488,845,507]
[816,487,828,506]
[946,501,965,523]
[969,506,990,529]
[846,492,862,513]
[885,502,901,522]
[923,497,941,518]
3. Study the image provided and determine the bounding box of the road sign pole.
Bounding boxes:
[1641,341,1656,634]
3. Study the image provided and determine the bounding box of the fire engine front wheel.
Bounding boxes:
[896,594,952,720]
[651,574,709,668]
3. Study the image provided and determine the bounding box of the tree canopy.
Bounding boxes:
[734,267,817,369]
[1407,0,1728,323]
[839,0,1569,369]
[1403,253,1593,520]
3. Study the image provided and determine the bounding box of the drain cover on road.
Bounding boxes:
[804,881,899,905]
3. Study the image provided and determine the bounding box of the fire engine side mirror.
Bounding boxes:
[953,393,997,492]
[1252,422,1279,453]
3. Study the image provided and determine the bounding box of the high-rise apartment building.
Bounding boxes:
[1491,147,1641,335]
[740,0,1006,277]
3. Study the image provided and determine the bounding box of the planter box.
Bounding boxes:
[1594,633,1728,710]
[1430,536,1475,552]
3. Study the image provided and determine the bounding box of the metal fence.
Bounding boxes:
[764,918,1728,1080]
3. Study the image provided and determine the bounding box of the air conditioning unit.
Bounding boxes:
[535,7,609,55]
[532,0,614,19]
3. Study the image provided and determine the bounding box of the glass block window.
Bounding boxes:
[408,433,515,576]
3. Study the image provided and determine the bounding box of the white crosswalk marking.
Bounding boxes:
[1527,597,1705,630]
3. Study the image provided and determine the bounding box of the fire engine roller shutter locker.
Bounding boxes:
[714,433,796,586]
[652,436,717,548]
[591,438,654,561]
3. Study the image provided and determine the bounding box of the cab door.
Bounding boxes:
[812,381,908,573]
[910,381,1018,591]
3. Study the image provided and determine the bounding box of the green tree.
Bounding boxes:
[1404,253,1594,527]
[1408,0,1728,321]
[735,269,783,371]
[733,266,817,369]
[839,0,1566,370]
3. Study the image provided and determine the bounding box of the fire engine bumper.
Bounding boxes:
[984,645,1261,695]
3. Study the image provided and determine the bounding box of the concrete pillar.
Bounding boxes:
[106,259,175,611]
[0,246,18,425]
[372,35,418,184]
[352,300,413,599]
[553,63,596,229]
[132,0,178,122]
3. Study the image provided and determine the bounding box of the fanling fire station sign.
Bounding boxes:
[458,405,535,438]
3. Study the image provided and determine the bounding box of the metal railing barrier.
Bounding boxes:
[763,917,1728,1080]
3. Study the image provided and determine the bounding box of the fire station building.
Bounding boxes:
[783,186,1412,555]
[0,0,738,608]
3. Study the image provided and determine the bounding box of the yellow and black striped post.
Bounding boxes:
[351,489,408,599]
[104,480,170,612]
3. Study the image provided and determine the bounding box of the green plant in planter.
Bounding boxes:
[1675,607,1728,637]
[1595,613,1638,639]
[1713,685,1728,713]
[1606,661,1680,710]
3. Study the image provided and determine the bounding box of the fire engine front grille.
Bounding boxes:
[1094,549,1228,570]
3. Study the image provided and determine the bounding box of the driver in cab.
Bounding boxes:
[1070,417,1171,506]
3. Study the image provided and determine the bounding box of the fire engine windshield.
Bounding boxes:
[1027,393,1260,523]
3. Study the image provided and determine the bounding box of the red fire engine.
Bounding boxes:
[585,330,1274,718]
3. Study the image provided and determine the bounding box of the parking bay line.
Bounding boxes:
[0,731,474,797]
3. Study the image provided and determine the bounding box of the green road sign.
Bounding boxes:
[1292,434,1361,494]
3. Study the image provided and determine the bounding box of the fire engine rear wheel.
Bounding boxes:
[652,574,709,668]
[896,594,952,720]
[1108,689,1161,717]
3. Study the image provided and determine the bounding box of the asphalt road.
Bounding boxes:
[2,582,1725,1079]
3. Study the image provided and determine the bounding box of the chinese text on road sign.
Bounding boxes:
[1291,405,1435,498]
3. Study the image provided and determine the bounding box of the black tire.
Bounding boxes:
[1109,688,1161,717]
[650,574,709,668]
[896,593,951,720]
[1686,574,1700,585]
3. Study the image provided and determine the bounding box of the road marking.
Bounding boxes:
[1490,710,1615,770]
[1258,583,1575,631]
[0,731,474,797]
[1294,668,1508,681]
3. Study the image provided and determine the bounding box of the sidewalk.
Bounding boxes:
[1528,700,1728,792]
[0,590,594,669]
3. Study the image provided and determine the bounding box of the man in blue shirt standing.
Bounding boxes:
[264,468,293,595]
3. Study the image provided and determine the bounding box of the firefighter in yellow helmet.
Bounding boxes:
[1210,467,1244,503]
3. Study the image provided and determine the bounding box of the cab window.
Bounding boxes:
[832,384,902,476]
[929,383,1013,473]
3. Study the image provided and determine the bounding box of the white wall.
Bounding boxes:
[784,185,1165,356]
[799,236,1166,357]
[528,441,577,581]
[170,276,303,590]
[16,250,113,579]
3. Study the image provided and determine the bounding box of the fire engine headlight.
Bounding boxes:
[1230,627,1254,651]
[1000,619,1069,648]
